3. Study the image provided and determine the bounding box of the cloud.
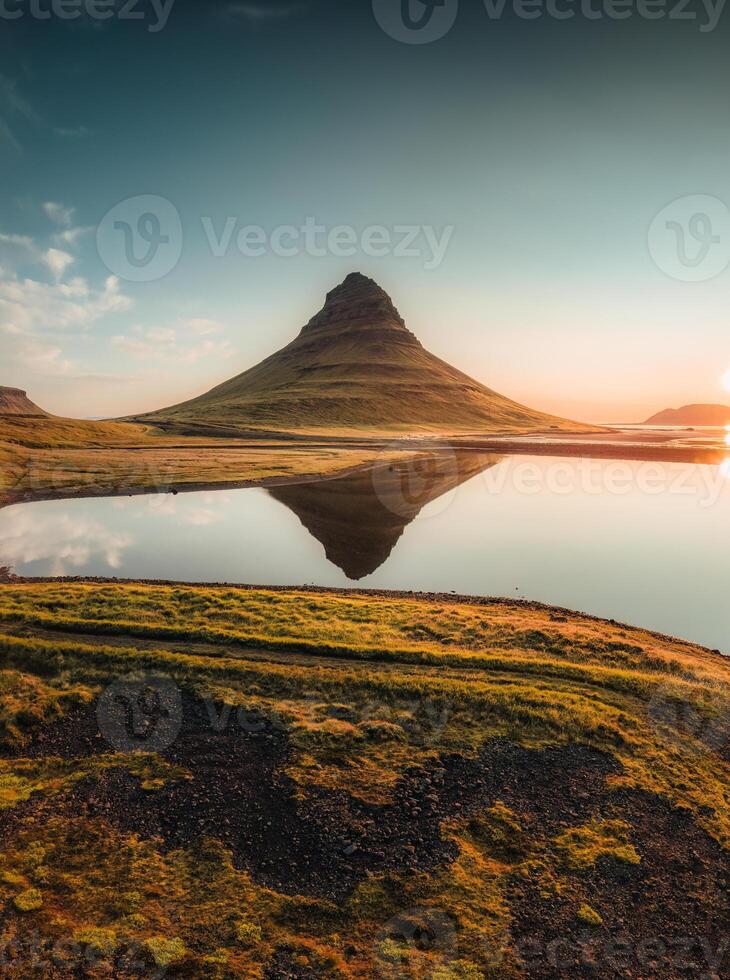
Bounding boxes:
[0,75,39,124]
[112,318,232,364]
[0,233,35,251]
[54,125,91,138]
[186,317,225,336]
[53,226,92,248]
[0,273,129,334]
[40,202,91,249]
[43,202,75,227]
[0,118,21,154]
[222,2,304,23]
[44,248,74,280]
[0,270,131,377]
[0,75,41,152]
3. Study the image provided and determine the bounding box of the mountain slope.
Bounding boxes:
[137,273,584,435]
[0,386,48,417]
[645,404,730,426]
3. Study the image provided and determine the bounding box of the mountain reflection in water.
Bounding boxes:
[268,453,502,579]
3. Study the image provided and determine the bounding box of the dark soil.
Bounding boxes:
[506,787,730,980]
[2,695,728,978]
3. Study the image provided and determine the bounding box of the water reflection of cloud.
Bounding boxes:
[181,509,222,526]
[0,509,132,575]
[113,491,233,526]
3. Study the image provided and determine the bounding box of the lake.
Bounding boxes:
[2,451,730,652]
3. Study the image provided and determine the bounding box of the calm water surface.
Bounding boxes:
[2,453,730,652]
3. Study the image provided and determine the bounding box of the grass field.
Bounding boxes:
[0,416,407,506]
[0,582,727,977]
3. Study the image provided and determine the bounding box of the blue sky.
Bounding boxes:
[2,0,730,422]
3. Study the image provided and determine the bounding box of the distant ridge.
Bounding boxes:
[644,404,730,426]
[136,273,585,435]
[0,387,48,417]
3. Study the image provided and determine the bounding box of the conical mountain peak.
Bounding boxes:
[298,271,417,343]
[138,272,580,434]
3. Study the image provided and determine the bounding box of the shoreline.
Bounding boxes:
[1,574,724,658]
[1,430,726,509]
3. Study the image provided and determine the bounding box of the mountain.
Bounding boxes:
[269,451,501,579]
[644,404,730,426]
[136,273,582,435]
[0,387,48,417]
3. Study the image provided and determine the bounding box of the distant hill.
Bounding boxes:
[0,387,48,417]
[136,272,585,435]
[644,404,730,426]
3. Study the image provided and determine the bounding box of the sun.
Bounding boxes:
[723,369,730,392]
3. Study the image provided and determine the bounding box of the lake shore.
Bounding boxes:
[1,416,726,509]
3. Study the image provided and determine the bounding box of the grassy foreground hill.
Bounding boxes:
[0,581,727,977]
[135,274,584,436]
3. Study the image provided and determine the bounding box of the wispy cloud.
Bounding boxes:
[54,125,91,138]
[0,233,35,251]
[0,273,131,379]
[0,118,22,154]
[53,225,93,248]
[0,75,40,125]
[222,2,305,24]
[44,248,74,280]
[0,75,41,153]
[0,213,132,379]
[112,318,233,364]
[43,201,75,227]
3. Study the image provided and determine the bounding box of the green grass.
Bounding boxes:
[0,583,727,977]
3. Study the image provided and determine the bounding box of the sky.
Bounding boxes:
[1,0,730,424]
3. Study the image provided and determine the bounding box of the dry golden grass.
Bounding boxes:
[0,416,406,502]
